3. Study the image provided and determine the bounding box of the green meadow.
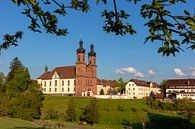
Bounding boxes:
[1,96,195,129]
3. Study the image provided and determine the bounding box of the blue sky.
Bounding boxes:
[0,1,195,83]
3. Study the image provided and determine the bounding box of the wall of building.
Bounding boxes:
[37,78,75,95]
[125,82,160,99]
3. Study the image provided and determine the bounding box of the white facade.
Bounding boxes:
[166,85,195,100]
[37,72,75,95]
[125,81,160,99]
[97,85,112,95]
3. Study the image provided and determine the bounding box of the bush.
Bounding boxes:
[81,99,100,125]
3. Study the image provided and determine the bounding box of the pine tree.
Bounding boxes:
[6,57,24,83]
[83,99,100,125]
[66,98,76,122]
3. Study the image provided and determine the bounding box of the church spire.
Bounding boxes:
[88,43,96,56]
[77,39,85,53]
[44,64,48,72]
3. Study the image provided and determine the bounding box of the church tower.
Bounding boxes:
[87,43,97,95]
[75,39,87,96]
[75,39,97,96]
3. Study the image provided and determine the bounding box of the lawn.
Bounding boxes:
[42,96,151,129]
[0,117,41,129]
[2,96,195,129]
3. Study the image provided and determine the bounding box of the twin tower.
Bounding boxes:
[75,39,97,96]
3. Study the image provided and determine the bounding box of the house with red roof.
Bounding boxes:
[125,79,161,99]
[165,79,195,99]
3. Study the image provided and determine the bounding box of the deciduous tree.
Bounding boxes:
[115,78,127,94]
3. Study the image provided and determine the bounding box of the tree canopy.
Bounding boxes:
[0,0,194,56]
[0,57,44,120]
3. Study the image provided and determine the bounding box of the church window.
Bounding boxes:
[49,88,51,92]
[49,81,51,86]
[55,80,57,86]
[68,80,70,86]
[44,81,46,87]
[62,88,64,92]
[68,88,70,92]
[55,88,57,92]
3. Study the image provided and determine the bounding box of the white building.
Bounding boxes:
[125,79,160,99]
[96,79,115,95]
[165,79,195,100]
[37,66,76,95]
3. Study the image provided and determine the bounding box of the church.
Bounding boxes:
[37,39,115,96]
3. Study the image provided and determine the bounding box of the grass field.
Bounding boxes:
[1,96,195,129]
[0,117,41,129]
[42,96,186,129]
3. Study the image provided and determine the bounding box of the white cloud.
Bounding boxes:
[115,69,126,74]
[174,68,187,77]
[134,72,144,78]
[191,71,195,76]
[147,70,156,77]
[121,67,137,74]
[115,67,144,78]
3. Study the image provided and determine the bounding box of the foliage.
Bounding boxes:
[0,31,23,54]
[160,80,167,97]
[115,78,127,94]
[175,98,195,122]
[6,57,24,83]
[66,98,76,122]
[1,57,44,120]
[0,72,5,93]
[82,99,100,125]
[0,0,194,56]
[99,89,104,95]
[146,97,195,122]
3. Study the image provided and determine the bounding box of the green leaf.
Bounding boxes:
[96,0,100,5]
[148,10,153,19]
[184,10,190,16]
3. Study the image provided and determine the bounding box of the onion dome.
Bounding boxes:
[77,39,85,53]
[88,44,96,56]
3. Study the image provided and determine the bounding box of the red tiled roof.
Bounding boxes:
[130,79,159,88]
[38,66,76,80]
[97,79,116,87]
[165,79,195,87]
[155,94,164,99]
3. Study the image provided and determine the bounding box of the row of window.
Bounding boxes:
[180,94,195,97]
[169,86,195,89]
[42,87,75,92]
[43,80,75,87]
[128,84,135,86]
[168,89,195,93]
